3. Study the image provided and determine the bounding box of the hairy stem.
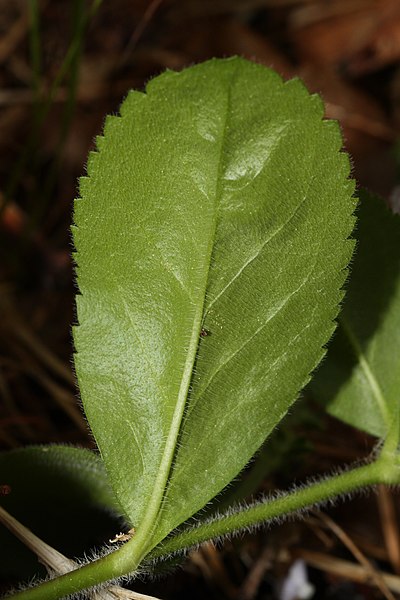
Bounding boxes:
[6,455,400,600]
[3,528,154,600]
[148,455,400,561]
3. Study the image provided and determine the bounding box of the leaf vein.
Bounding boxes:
[155,247,195,302]
[340,315,391,429]
[120,291,169,405]
[205,193,309,314]
[196,265,317,403]
[127,421,145,475]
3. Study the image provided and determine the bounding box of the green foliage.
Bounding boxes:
[0,446,117,513]
[72,56,355,549]
[6,57,392,600]
[311,191,400,440]
[0,446,119,579]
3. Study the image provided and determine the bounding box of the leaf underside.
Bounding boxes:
[73,56,355,546]
[311,190,400,439]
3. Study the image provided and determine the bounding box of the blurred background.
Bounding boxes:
[1,1,400,598]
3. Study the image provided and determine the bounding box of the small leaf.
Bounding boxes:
[73,57,355,547]
[310,190,400,439]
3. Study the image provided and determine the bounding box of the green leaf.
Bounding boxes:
[73,56,355,548]
[0,446,120,579]
[0,445,118,511]
[310,190,400,440]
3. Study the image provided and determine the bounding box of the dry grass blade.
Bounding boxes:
[313,510,396,600]
[0,505,161,600]
[0,284,74,387]
[238,543,272,600]
[32,367,87,432]
[107,588,162,600]
[289,0,375,28]
[8,339,86,432]
[296,548,400,594]
[378,484,400,574]
[10,317,75,387]
[0,504,76,575]
[325,102,395,142]
[122,0,164,57]
[0,0,50,65]
[0,5,30,65]
[189,542,237,599]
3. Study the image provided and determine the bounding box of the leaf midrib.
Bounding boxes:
[191,145,320,414]
[340,314,391,429]
[172,218,326,485]
[138,65,238,548]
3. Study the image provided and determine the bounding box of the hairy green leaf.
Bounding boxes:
[73,56,355,547]
[310,191,400,439]
[0,446,117,511]
[0,446,120,578]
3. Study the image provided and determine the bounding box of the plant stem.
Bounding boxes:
[148,456,400,561]
[381,411,400,457]
[5,526,153,600]
[7,456,400,600]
